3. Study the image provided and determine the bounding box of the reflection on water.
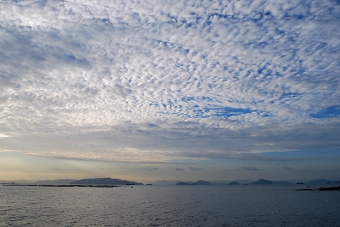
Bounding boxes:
[0,185,339,226]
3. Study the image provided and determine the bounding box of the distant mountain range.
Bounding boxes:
[249,179,340,185]
[175,179,340,186]
[33,179,76,185]
[254,179,274,185]
[0,178,143,185]
[210,180,253,185]
[305,179,331,185]
[176,180,212,185]
[176,179,298,185]
[70,177,143,185]
[2,178,340,186]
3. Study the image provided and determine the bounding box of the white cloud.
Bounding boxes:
[0,0,339,162]
[0,134,10,138]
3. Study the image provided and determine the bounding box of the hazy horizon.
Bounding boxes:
[1,168,339,184]
[1,1,340,182]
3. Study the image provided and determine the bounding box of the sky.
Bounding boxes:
[1,0,340,182]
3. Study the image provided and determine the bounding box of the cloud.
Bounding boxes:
[51,168,79,172]
[0,119,337,163]
[175,167,184,171]
[143,167,159,171]
[240,166,259,171]
[0,0,339,164]
[189,167,202,171]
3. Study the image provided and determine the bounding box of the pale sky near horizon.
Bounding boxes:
[1,0,340,182]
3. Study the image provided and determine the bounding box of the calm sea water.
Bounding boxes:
[0,184,339,227]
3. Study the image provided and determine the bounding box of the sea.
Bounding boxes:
[0,184,339,227]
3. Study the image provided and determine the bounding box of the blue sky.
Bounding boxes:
[0,0,340,182]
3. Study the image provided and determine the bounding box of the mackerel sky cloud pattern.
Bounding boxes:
[0,0,340,164]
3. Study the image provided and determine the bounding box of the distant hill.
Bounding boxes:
[210,180,253,185]
[306,179,330,185]
[70,178,143,185]
[33,179,76,185]
[228,181,240,185]
[176,182,192,185]
[195,180,212,185]
[335,180,340,184]
[176,180,211,185]
[254,179,274,185]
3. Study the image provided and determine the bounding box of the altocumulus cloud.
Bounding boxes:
[0,0,340,163]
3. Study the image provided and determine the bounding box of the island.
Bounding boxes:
[70,177,144,185]
[253,179,274,185]
[1,177,144,188]
[176,182,194,185]
[176,180,211,185]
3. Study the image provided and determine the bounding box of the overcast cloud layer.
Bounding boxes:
[1,0,340,164]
